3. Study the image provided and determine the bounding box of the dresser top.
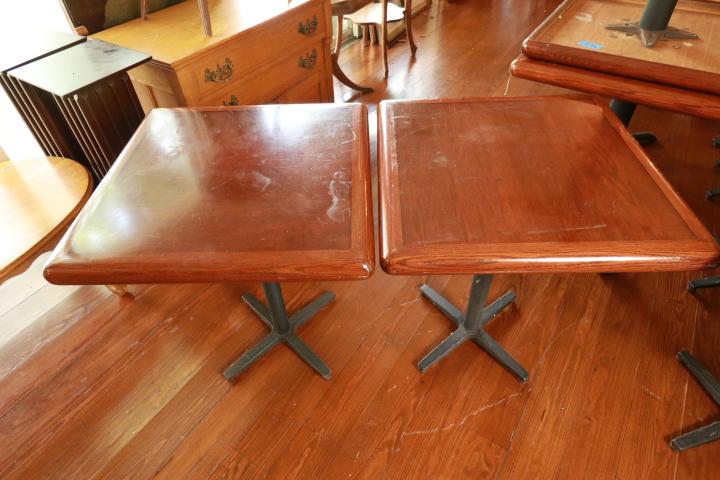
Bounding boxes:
[378,96,719,275]
[9,39,150,97]
[0,29,84,73]
[44,103,374,285]
[91,0,316,67]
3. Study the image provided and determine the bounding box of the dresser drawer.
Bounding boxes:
[177,1,326,103]
[275,71,328,104]
[199,41,328,107]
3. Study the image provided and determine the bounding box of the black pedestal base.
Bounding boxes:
[223,283,335,381]
[417,275,529,382]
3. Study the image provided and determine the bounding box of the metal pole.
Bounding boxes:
[465,275,492,331]
[263,282,290,333]
[640,0,678,31]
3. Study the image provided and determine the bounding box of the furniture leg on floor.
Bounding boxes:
[223,282,335,381]
[670,351,720,450]
[418,274,528,382]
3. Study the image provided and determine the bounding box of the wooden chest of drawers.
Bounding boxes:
[92,0,334,112]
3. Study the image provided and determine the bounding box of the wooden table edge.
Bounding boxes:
[509,54,720,121]
[0,160,93,283]
[521,0,720,96]
[380,241,720,275]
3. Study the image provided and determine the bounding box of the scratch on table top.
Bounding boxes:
[526,223,607,235]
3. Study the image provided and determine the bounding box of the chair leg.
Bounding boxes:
[405,0,417,56]
[382,1,389,78]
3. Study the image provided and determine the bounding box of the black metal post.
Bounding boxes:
[640,0,678,30]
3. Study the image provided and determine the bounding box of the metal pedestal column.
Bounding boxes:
[606,0,699,146]
[417,275,529,382]
[670,351,720,450]
[223,283,335,381]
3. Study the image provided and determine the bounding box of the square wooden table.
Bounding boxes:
[44,103,374,380]
[378,95,719,381]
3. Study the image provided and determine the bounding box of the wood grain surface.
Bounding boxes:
[510,54,720,120]
[378,95,719,274]
[0,157,92,283]
[44,104,374,284]
[522,0,720,95]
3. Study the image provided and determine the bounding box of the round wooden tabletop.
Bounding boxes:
[0,156,92,282]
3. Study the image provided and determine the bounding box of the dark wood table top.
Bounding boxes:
[378,95,719,275]
[44,104,374,284]
[9,39,150,97]
[522,0,720,95]
[0,29,84,73]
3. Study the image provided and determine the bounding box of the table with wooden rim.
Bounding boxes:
[512,0,720,125]
[43,103,374,381]
[0,156,92,284]
[377,95,720,382]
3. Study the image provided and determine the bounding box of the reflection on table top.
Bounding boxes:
[378,96,719,275]
[45,103,374,284]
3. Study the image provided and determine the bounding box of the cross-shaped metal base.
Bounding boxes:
[223,283,335,381]
[417,275,529,382]
[671,351,720,450]
[605,22,698,48]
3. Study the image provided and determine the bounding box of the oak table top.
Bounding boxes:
[1,157,92,283]
[378,96,720,275]
[44,103,374,285]
[522,0,720,95]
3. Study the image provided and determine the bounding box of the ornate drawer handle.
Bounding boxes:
[298,15,318,36]
[298,49,318,69]
[205,58,234,83]
[223,94,239,106]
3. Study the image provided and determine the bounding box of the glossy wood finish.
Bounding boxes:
[0,157,92,283]
[522,0,720,95]
[44,104,373,284]
[91,0,335,109]
[511,54,720,121]
[3,2,720,478]
[378,95,719,274]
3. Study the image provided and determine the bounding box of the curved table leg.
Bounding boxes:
[332,14,374,94]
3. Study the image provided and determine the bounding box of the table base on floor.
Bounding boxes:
[417,274,529,382]
[671,350,720,450]
[223,282,335,381]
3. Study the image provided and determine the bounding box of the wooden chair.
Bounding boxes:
[347,0,417,78]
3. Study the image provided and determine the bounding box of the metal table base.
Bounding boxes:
[417,274,529,382]
[223,282,335,381]
[671,351,720,450]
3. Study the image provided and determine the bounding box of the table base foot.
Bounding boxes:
[670,351,720,450]
[417,278,528,382]
[223,285,334,381]
[688,276,720,291]
[605,22,698,48]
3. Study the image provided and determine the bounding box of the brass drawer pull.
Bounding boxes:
[298,15,318,36]
[298,49,318,69]
[223,95,239,106]
[205,58,234,83]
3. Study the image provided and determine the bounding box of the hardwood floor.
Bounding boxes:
[1,0,720,478]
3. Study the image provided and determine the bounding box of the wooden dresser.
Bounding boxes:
[91,0,334,112]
